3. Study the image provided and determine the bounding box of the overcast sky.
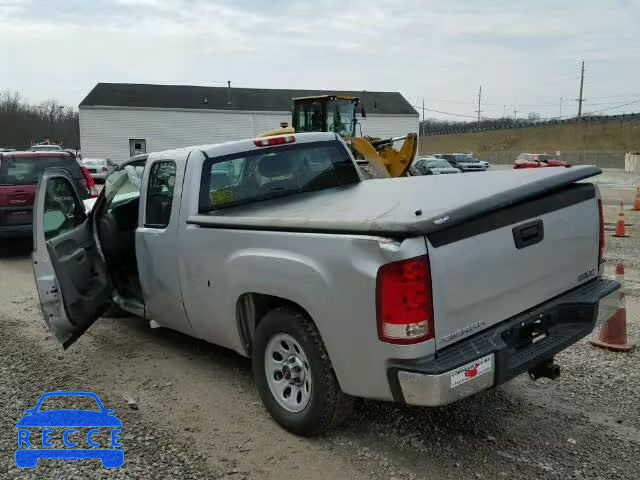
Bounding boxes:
[2,0,639,120]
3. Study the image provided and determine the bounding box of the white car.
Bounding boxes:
[82,158,116,182]
[30,144,62,152]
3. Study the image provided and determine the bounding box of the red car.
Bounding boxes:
[0,151,96,239]
[514,153,570,169]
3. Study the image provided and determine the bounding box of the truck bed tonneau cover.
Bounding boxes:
[187,166,601,237]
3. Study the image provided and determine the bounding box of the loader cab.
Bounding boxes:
[292,95,362,138]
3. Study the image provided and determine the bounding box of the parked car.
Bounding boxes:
[32,132,618,436]
[514,153,570,169]
[436,153,487,172]
[82,158,116,182]
[0,151,97,239]
[30,144,62,152]
[413,157,460,175]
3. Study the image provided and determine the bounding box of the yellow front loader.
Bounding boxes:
[260,95,417,178]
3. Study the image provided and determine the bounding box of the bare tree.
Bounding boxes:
[0,90,21,112]
[0,90,79,149]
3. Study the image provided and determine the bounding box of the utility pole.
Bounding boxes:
[577,61,585,117]
[559,97,563,119]
[422,99,425,135]
[513,109,518,120]
[503,105,506,118]
[475,85,482,124]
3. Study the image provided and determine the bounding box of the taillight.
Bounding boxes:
[376,255,434,344]
[254,135,296,147]
[598,199,605,265]
[81,166,98,198]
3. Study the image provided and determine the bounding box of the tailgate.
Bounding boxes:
[0,186,36,225]
[427,183,600,349]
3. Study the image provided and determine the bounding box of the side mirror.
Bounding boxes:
[23,409,35,414]
[43,210,66,234]
[105,409,115,415]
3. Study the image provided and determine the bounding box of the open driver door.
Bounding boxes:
[32,168,112,348]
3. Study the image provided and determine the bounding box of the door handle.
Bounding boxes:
[513,219,544,249]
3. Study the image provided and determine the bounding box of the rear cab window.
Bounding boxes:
[199,140,359,212]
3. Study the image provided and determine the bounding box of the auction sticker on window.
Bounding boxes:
[450,355,493,389]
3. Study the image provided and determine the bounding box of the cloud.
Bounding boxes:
[1,0,638,118]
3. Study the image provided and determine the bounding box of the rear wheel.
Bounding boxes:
[252,306,353,436]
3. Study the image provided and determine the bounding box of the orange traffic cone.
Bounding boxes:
[613,205,629,237]
[634,187,640,212]
[621,201,632,226]
[590,263,633,352]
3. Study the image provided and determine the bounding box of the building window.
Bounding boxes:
[129,139,146,157]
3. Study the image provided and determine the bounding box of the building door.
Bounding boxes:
[129,139,146,157]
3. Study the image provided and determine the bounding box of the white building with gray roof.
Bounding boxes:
[79,83,419,162]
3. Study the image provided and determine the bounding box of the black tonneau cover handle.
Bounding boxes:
[513,219,544,249]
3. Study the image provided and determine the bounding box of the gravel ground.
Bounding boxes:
[1,184,639,479]
[603,204,640,295]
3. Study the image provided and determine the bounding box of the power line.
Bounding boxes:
[583,98,640,115]
[413,98,640,122]
[410,104,480,119]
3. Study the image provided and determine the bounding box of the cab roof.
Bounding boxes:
[0,151,75,158]
[146,132,341,164]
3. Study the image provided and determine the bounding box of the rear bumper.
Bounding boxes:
[89,172,108,181]
[0,223,32,239]
[388,277,620,407]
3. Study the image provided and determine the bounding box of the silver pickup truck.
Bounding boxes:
[32,132,619,436]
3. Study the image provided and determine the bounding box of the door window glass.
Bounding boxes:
[146,161,176,228]
[294,101,324,133]
[104,163,145,212]
[43,177,86,240]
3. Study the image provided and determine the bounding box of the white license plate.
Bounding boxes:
[450,355,493,389]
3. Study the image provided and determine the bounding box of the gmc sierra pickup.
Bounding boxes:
[32,132,619,436]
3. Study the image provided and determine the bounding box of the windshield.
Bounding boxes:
[0,156,81,185]
[426,159,451,168]
[455,154,479,163]
[83,158,107,166]
[201,140,359,212]
[326,100,355,137]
